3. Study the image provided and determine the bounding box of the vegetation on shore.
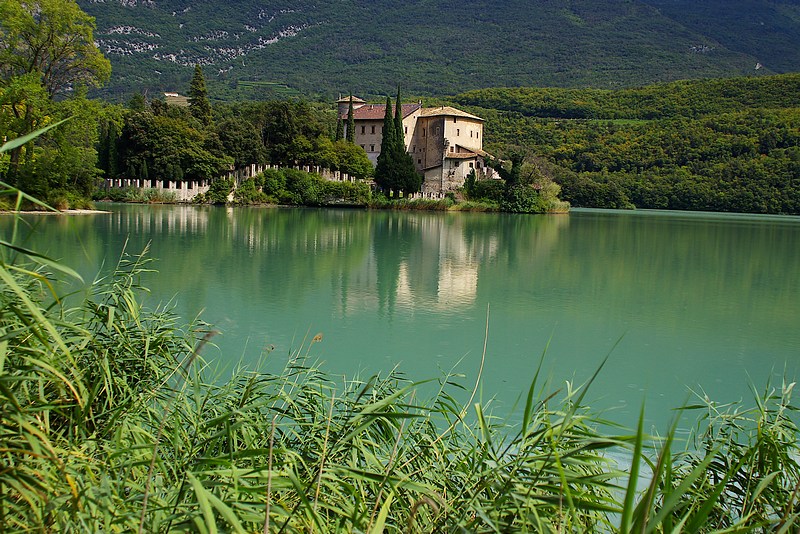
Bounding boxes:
[455,74,800,214]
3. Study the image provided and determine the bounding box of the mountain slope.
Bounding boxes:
[77,0,800,100]
[642,0,800,73]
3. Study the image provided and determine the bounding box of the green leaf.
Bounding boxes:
[369,490,394,534]
[0,119,72,153]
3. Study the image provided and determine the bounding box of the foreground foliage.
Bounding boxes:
[0,229,797,531]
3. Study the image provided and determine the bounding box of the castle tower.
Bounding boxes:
[336,95,366,118]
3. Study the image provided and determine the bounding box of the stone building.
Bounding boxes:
[337,96,496,196]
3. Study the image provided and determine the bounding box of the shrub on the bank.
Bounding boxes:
[48,189,95,210]
[233,177,268,204]
[252,168,370,206]
[96,186,178,203]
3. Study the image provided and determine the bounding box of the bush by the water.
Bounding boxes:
[1,219,798,531]
[196,168,373,207]
[94,186,178,204]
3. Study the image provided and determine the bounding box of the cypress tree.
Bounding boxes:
[375,96,396,194]
[394,86,404,146]
[188,65,213,126]
[335,117,344,141]
[346,95,355,143]
[393,87,421,196]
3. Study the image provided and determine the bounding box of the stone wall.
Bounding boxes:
[103,164,363,202]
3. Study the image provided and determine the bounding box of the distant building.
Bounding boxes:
[337,96,495,196]
[164,92,189,107]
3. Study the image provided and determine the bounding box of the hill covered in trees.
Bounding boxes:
[77,0,800,101]
[453,74,800,214]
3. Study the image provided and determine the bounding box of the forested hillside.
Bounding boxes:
[455,74,800,214]
[76,0,800,101]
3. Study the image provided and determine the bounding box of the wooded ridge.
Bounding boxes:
[76,0,800,100]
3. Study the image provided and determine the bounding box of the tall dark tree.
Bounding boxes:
[335,116,344,141]
[392,88,421,196]
[375,94,421,197]
[346,95,355,143]
[374,96,396,192]
[394,86,405,145]
[188,65,213,126]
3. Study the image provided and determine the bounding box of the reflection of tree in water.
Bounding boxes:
[372,212,423,318]
[371,212,572,318]
[9,207,799,346]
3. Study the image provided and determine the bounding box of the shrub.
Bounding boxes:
[233,177,268,204]
[467,178,506,203]
[204,177,233,204]
[501,185,548,213]
[259,168,287,197]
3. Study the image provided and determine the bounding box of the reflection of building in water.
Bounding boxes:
[104,206,210,235]
[330,215,502,318]
[331,213,570,318]
[437,259,479,309]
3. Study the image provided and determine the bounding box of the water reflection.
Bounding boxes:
[3,205,798,430]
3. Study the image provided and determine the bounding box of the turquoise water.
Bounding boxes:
[5,204,800,431]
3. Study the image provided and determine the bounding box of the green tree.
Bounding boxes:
[346,95,355,143]
[392,90,421,196]
[0,0,111,97]
[120,110,231,185]
[394,86,405,143]
[188,65,213,126]
[261,100,327,165]
[335,117,344,141]
[374,96,397,193]
[216,117,267,168]
[375,94,421,197]
[0,0,110,199]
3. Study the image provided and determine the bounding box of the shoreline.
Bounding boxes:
[0,209,111,215]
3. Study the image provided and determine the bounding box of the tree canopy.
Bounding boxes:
[0,0,111,97]
[374,94,421,197]
[0,0,111,205]
[188,65,212,126]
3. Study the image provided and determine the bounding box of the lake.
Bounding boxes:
[6,204,800,431]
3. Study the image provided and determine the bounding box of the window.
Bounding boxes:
[404,126,408,134]
[453,117,457,123]
[371,125,375,134]
[470,131,473,138]
[361,126,365,134]
[450,146,454,152]
[422,128,426,137]
[418,159,422,164]
[469,162,474,169]
[412,145,416,152]
[370,144,375,152]
[360,144,366,149]
[457,128,460,136]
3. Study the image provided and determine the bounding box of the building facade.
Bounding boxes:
[337,97,495,196]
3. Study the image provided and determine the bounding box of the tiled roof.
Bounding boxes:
[419,106,483,121]
[336,95,366,103]
[455,145,492,157]
[341,103,422,120]
[446,152,479,160]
